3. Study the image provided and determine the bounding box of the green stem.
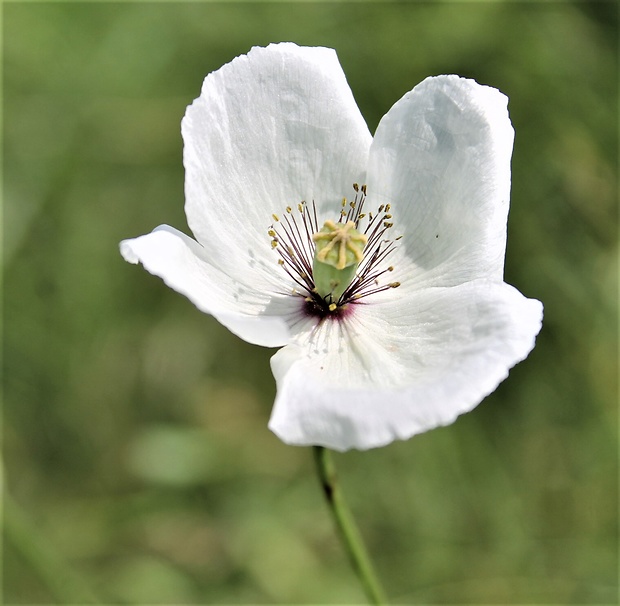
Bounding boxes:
[313,446,387,605]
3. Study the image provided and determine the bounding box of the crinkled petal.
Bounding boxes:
[182,42,372,287]
[120,225,294,347]
[268,281,542,451]
[366,75,515,290]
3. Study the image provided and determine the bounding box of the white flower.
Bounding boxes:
[120,43,543,452]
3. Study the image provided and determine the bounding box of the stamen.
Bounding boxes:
[268,184,401,318]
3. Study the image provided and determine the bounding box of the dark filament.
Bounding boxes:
[268,184,400,318]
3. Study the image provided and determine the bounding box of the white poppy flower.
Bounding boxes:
[120,42,543,452]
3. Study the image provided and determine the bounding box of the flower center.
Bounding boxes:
[313,220,367,270]
[268,184,401,319]
[312,220,367,303]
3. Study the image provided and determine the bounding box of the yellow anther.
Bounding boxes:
[269,183,400,308]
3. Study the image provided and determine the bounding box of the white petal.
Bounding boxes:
[120,225,294,347]
[268,281,542,451]
[182,42,372,286]
[366,75,515,289]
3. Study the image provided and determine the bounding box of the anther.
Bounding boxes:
[268,184,400,318]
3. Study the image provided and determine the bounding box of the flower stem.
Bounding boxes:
[312,446,387,605]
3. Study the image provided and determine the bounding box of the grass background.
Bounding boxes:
[3,1,618,604]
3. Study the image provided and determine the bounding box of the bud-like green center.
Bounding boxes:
[312,220,367,301]
[267,184,400,318]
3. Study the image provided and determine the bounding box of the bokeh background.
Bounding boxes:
[4,2,617,604]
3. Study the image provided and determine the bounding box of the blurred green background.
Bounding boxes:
[3,2,617,604]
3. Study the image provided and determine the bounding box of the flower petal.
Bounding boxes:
[182,42,372,285]
[366,75,515,289]
[120,225,294,347]
[268,281,542,451]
